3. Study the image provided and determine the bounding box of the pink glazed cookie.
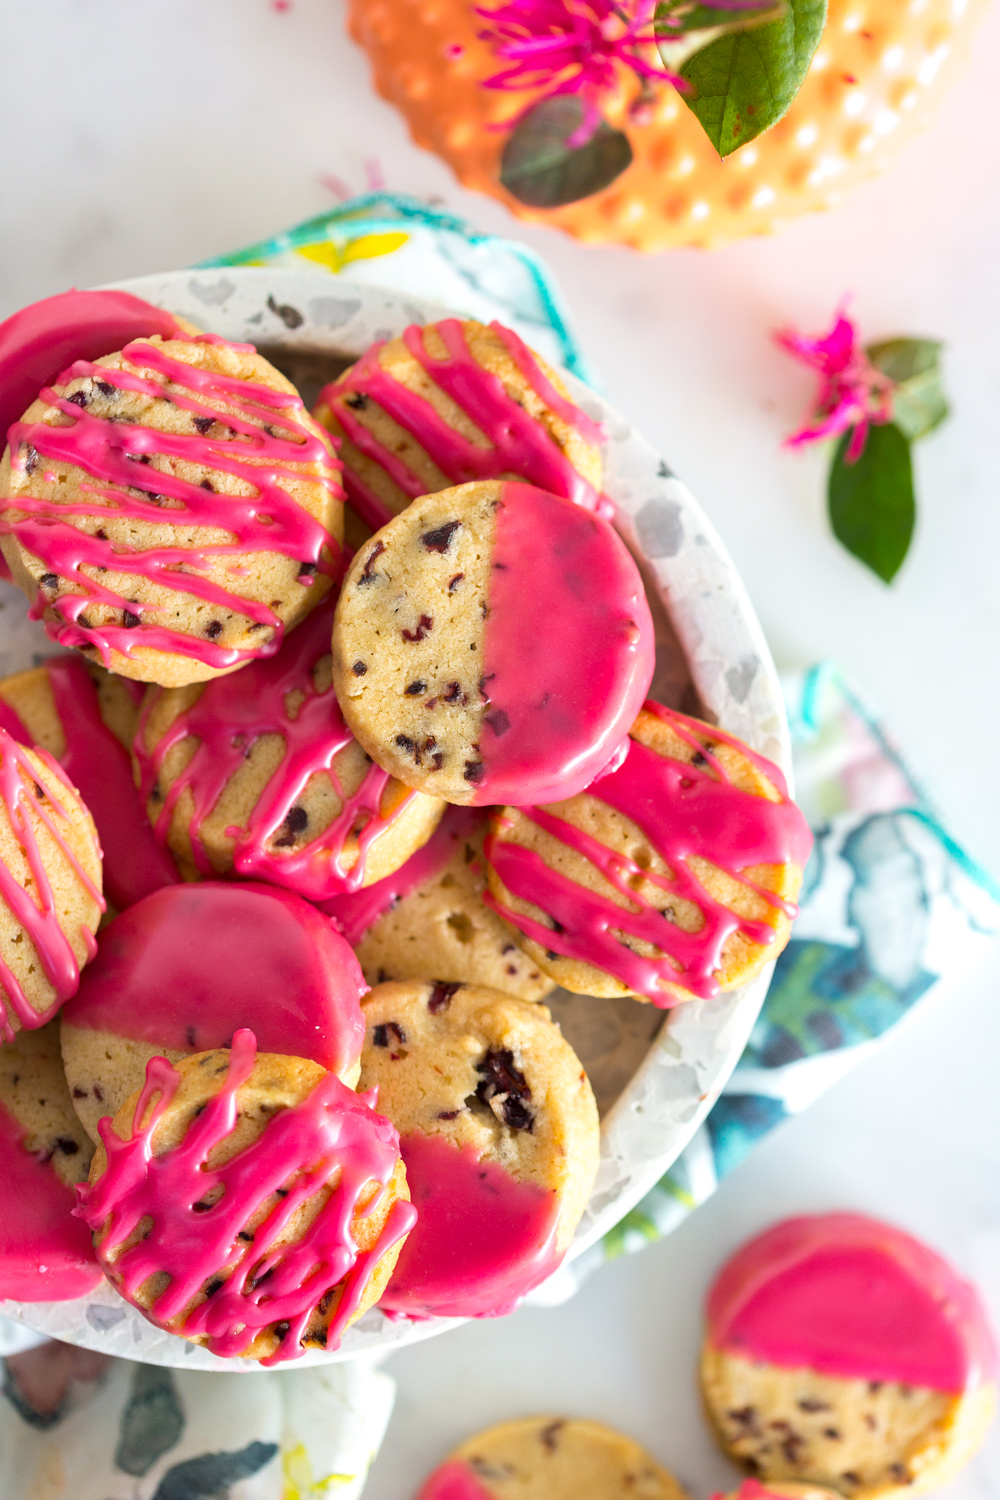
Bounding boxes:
[701,1214,998,1498]
[60,882,367,1142]
[332,480,654,807]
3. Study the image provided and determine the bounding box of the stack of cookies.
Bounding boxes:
[0,287,812,1365]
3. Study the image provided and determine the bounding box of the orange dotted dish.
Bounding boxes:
[348,0,986,250]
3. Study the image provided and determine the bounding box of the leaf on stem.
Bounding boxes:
[500,96,633,207]
[828,421,915,583]
[867,338,949,442]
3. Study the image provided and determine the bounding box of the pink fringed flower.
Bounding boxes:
[776,306,896,463]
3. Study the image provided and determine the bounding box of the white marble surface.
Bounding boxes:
[1,1,999,1496]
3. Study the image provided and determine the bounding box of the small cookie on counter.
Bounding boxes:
[701,1214,998,1499]
[416,1416,689,1499]
[0,333,343,687]
[313,317,604,546]
[332,479,654,806]
[0,728,103,1039]
[360,980,598,1318]
[134,594,443,900]
[0,1019,100,1301]
[78,1032,412,1363]
[486,701,811,1005]
[321,805,552,1001]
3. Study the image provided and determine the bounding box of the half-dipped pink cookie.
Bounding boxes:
[313,317,605,544]
[0,1020,101,1302]
[486,702,812,1005]
[61,881,367,1142]
[359,980,598,1320]
[0,655,177,913]
[321,805,553,1001]
[416,1416,689,1499]
[77,1029,414,1363]
[0,726,104,1040]
[134,593,444,899]
[702,1214,998,1497]
[332,480,654,807]
[0,291,343,687]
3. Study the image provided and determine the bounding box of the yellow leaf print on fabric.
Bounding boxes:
[296,232,409,273]
[282,1440,354,1498]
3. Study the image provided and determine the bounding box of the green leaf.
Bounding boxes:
[867,338,949,443]
[828,422,915,584]
[500,97,633,208]
[673,0,827,157]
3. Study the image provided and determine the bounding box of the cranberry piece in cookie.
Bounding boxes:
[332,480,654,807]
[485,701,812,1005]
[702,1214,998,1497]
[61,882,367,1142]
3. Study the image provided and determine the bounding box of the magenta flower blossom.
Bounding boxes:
[776,306,896,464]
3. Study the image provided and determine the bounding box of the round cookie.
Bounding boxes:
[322,805,553,1001]
[313,317,604,544]
[0,327,343,687]
[701,1214,998,1498]
[77,1030,413,1363]
[0,727,104,1040]
[0,1019,101,1301]
[0,657,177,912]
[417,1416,689,1500]
[332,479,654,806]
[61,881,368,1144]
[359,980,598,1318]
[134,592,443,899]
[485,701,812,1005]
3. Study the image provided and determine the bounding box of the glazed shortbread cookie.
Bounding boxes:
[0,1020,101,1300]
[134,593,443,899]
[417,1416,689,1500]
[359,980,598,1317]
[702,1214,998,1499]
[314,317,604,544]
[486,702,812,1005]
[61,882,368,1143]
[322,806,553,1000]
[78,1032,413,1363]
[332,480,654,806]
[0,728,103,1039]
[0,657,176,911]
[0,329,343,687]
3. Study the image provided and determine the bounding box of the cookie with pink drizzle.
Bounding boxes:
[416,1416,689,1500]
[0,317,343,687]
[359,980,597,1319]
[0,726,104,1040]
[0,656,177,912]
[61,881,367,1144]
[0,1019,101,1302]
[485,701,812,1006]
[134,592,443,898]
[313,317,605,547]
[332,480,654,806]
[76,1029,414,1364]
[321,805,552,1000]
[714,1485,841,1500]
[702,1214,998,1497]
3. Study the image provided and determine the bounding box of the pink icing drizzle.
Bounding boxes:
[0,1100,102,1302]
[134,595,421,900]
[416,1462,497,1500]
[61,882,367,1081]
[0,694,30,742]
[320,318,607,532]
[44,655,179,910]
[485,700,811,1002]
[467,482,654,807]
[707,1213,999,1393]
[0,727,104,1041]
[710,1486,807,1500]
[0,288,184,449]
[2,335,342,672]
[75,1028,415,1364]
[378,1130,561,1320]
[320,805,485,945]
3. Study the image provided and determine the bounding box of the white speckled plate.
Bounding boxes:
[0,269,789,1369]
